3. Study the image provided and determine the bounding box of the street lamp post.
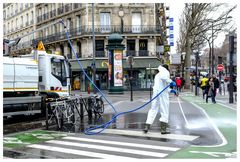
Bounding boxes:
[92,3,96,94]
[118,5,124,34]
[211,21,215,75]
[181,52,186,78]
[127,55,134,101]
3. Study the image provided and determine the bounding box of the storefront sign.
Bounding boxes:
[114,50,123,86]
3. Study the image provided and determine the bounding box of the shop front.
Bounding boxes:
[70,57,161,91]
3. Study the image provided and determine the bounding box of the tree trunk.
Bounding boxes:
[184,38,191,89]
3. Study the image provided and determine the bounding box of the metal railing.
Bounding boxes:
[57,7,64,15]
[43,13,49,20]
[37,16,42,23]
[65,4,70,13]
[32,25,161,45]
[95,51,105,57]
[139,50,149,56]
[126,50,136,57]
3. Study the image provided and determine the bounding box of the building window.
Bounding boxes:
[127,40,136,56]
[11,20,13,32]
[76,15,82,33]
[3,11,6,20]
[100,12,111,33]
[26,13,29,26]
[31,11,34,24]
[3,24,6,35]
[7,23,10,33]
[67,18,72,29]
[16,18,18,30]
[139,39,148,56]
[11,5,13,16]
[132,12,141,33]
[95,40,105,57]
[20,4,23,11]
[7,7,9,17]
[21,16,23,27]
[77,42,82,58]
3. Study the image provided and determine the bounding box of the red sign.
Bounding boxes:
[217,64,224,71]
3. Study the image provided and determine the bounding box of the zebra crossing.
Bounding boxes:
[20,130,199,159]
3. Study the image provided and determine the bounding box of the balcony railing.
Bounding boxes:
[126,51,136,57]
[95,51,105,57]
[37,16,43,23]
[139,50,149,56]
[74,4,79,9]
[50,10,56,18]
[43,13,49,20]
[33,25,161,46]
[57,7,64,15]
[65,4,70,13]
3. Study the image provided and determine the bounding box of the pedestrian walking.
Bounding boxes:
[212,74,219,103]
[176,77,182,92]
[206,77,216,103]
[200,75,209,99]
[143,64,177,134]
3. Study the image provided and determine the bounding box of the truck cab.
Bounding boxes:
[38,51,71,97]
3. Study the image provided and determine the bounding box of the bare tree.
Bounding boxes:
[177,3,236,88]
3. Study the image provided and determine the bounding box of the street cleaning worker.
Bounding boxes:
[143,64,177,134]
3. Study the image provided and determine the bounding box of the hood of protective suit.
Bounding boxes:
[158,65,169,76]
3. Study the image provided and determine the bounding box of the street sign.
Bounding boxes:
[217,64,224,71]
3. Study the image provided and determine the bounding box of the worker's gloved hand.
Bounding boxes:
[170,89,179,96]
[170,81,176,87]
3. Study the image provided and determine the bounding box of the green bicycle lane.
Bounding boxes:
[168,93,237,159]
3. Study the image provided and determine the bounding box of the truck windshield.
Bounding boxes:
[51,58,67,86]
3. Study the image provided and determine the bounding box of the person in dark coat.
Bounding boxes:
[212,74,219,103]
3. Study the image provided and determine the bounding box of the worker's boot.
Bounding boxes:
[143,124,150,133]
[160,122,170,134]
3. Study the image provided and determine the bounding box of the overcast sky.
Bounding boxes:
[168,3,237,54]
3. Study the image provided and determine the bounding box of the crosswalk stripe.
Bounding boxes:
[27,144,136,159]
[91,129,199,141]
[63,136,180,151]
[46,140,168,158]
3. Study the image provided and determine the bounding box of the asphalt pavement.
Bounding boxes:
[3,89,237,159]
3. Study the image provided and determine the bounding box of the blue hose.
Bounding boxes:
[60,20,117,114]
[60,19,171,135]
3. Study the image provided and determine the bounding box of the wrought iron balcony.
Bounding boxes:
[126,51,136,57]
[65,4,70,13]
[139,50,149,56]
[95,51,105,57]
[37,16,42,23]
[33,25,162,46]
[50,10,56,18]
[57,7,64,15]
[43,13,49,20]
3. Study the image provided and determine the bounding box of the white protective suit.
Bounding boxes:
[146,65,173,124]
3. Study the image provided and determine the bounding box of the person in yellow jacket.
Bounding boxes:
[200,75,209,99]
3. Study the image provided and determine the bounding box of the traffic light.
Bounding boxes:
[164,45,170,52]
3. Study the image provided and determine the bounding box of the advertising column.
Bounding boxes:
[113,50,123,87]
[106,33,125,94]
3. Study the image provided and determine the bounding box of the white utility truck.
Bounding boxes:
[3,45,71,117]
